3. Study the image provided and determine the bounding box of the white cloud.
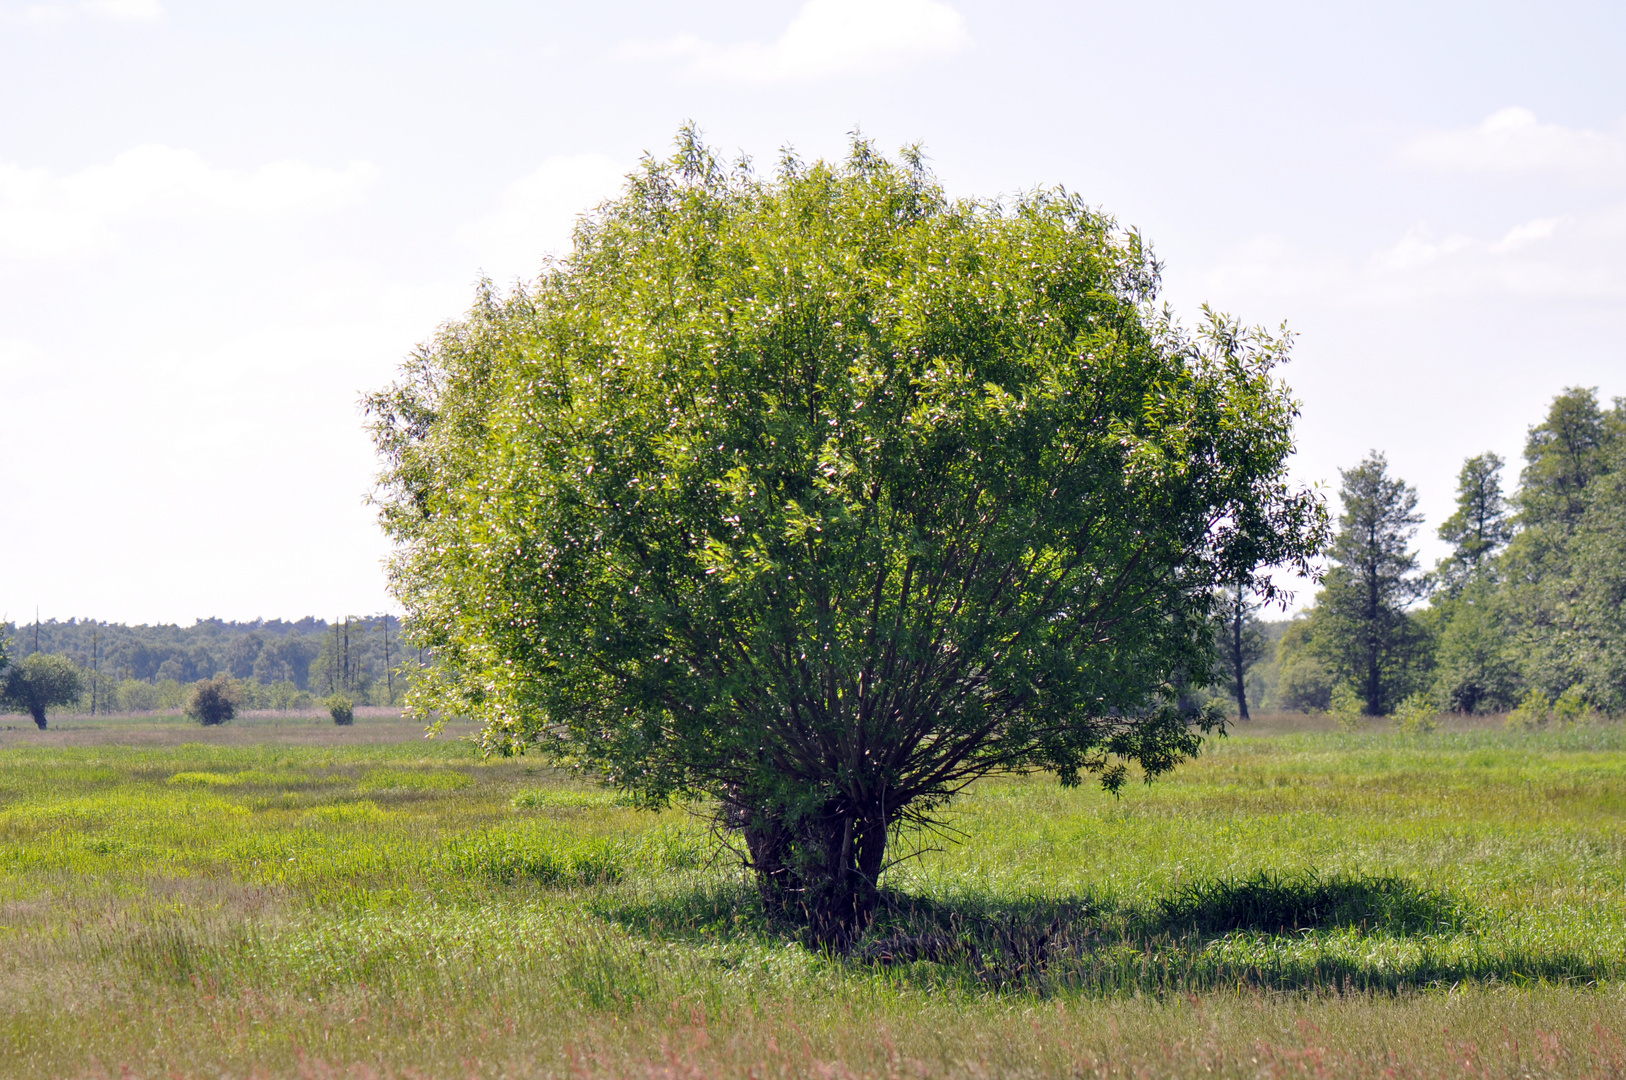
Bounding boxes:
[457,154,627,281]
[1200,207,1626,310]
[1398,107,1626,181]
[615,0,969,83]
[0,145,378,259]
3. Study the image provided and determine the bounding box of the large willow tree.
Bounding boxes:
[368,132,1324,943]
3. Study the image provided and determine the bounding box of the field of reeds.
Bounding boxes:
[1,710,1624,1079]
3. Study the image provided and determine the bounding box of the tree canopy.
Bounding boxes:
[368,131,1326,941]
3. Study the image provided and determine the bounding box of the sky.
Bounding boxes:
[2,0,1623,625]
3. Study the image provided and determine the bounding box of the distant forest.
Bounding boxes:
[2,616,411,713]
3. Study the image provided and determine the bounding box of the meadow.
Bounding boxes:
[1,711,1625,1078]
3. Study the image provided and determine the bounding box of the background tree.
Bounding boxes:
[2,653,84,729]
[1216,583,1268,719]
[1498,389,1625,705]
[368,131,1326,943]
[1274,615,1334,713]
[1516,387,1615,530]
[1310,452,1430,715]
[1435,453,1511,594]
[1566,447,1626,712]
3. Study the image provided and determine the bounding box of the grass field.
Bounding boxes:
[1,711,1625,1078]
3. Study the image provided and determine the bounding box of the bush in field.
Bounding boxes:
[1329,684,1366,731]
[1551,685,1593,726]
[1505,688,1549,730]
[1392,692,1439,734]
[1,653,84,730]
[368,130,1326,944]
[113,678,162,713]
[326,694,354,725]
[185,676,237,726]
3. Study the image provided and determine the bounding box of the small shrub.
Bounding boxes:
[327,694,355,726]
[1552,685,1592,727]
[1506,687,1549,730]
[185,677,236,726]
[1393,691,1439,734]
[1329,684,1365,731]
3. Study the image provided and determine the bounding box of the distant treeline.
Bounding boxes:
[1223,386,1626,721]
[2,616,413,713]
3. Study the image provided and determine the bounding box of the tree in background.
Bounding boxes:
[1517,387,1616,530]
[1435,453,1512,594]
[1273,613,1334,713]
[1497,389,1624,706]
[1567,451,1626,712]
[1217,584,1268,719]
[368,131,1326,942]
[1427,452,1519,712]
[1310,453,1430,715]
[2,653,84,729]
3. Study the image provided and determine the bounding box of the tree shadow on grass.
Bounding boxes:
[596,871,1623,995]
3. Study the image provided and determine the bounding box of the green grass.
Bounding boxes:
[1,711,1625,1077]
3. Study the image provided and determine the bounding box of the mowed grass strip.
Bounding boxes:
[0,713,1622,1077]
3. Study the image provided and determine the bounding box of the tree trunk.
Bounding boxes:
[30,705,46,730]
[1231,590,1250,721]
[739,800,889,949]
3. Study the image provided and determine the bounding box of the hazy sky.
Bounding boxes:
[3,0,1623,624]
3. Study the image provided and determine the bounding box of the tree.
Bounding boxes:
[1275,616,1334,713]
[1216,585,1268,719]
[367,131,1326,943]
[1311,452,1430,715]
[1497,390,1625,705]
[1567,447,1626,711]
[1517,387,1614,530]
[2,653,84,730]
[1436,453,1511,593]
[1429,581,1520,713]
[185,676,237,725]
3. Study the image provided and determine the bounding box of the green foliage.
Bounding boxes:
[1491,390,1626,712]
[1435,452,1512,594]
[1304,452,1431,716]
[1273,616,1333,712]
[1,652,84,729]
[1391,691,1439,735]
[1,615,403,699]
[368,130,1325,940]
[1328,684,1366,731]
[1150,870,1472,935]
[185,676,237,726]
[1505,687,1550,730]
[326,694,355,726]
[1552,684,1593,726]
[1428,583,1520,713]
[1517,385,1617,528]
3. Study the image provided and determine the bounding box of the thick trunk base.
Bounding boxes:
[738,805,889,949]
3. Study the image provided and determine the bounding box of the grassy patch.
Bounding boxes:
[0,713,1623,1076]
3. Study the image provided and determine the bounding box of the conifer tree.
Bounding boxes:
[1311,452,1430,715]
[1436,452,1511,593]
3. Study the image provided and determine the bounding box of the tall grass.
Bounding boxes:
[0,713,1623,1076]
